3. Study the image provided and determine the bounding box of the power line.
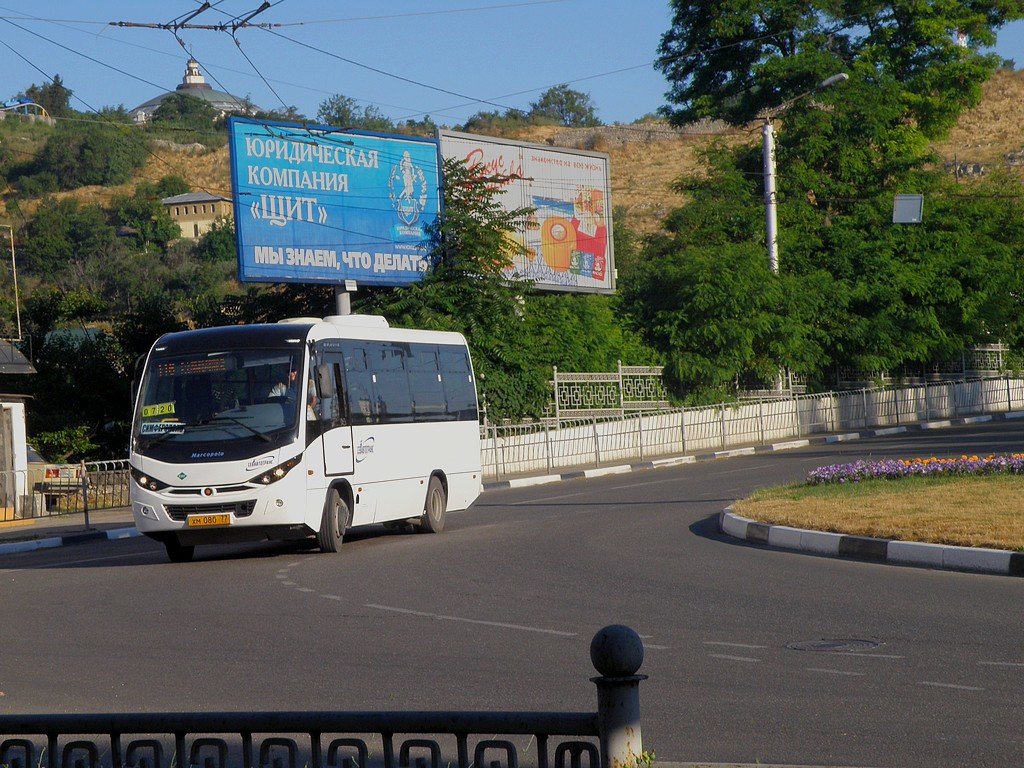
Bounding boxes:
[257,25,519,113]
[270,0,570,26]
[0,16,172,93]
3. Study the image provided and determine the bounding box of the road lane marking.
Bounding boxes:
[321,594,342,601]
[919,681,984,691]
[979,661,1024,667]
[366,604,577,637]
[807,668,865,676]
[705,641,769,649]
[708,653,760,663]
[837,652,904,659]
[5,551,157,570]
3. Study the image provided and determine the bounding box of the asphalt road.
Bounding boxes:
[1,421,1022,767]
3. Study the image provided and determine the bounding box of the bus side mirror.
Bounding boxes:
[316,363,336,398]
[131,354,146,403]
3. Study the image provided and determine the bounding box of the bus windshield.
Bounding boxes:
[133,347,303,461]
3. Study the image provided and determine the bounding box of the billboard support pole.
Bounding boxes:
[335,280,357,316]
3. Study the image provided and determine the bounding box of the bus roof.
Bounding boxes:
[152,316,468,354]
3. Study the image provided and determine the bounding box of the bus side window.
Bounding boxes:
[368,342,413,423]
[406,344,446,422]
[341,344,375,424]
[316,358,346,427]
[439,346,477,421]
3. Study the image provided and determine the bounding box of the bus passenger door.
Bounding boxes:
[316,360,354,475]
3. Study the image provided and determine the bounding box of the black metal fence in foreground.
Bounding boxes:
[0,626,646,768]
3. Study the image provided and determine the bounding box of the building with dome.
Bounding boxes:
[130,58,258,124]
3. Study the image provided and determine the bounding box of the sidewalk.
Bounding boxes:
[0,506,139,555]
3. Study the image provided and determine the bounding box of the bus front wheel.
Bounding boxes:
[165,537,195,563]
[318,488,348,553]
[419,476,446,534]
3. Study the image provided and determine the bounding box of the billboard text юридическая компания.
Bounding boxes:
[438,130,615,294]
[229,117,441,286]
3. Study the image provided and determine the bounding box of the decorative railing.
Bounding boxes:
[0,626,646,768]
[552,363,669,421]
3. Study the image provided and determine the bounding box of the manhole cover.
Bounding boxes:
[786,638,882,653]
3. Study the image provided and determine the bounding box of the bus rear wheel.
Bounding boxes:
[318,488,348,553]
[419,476,446,534]
[164,537,195,563]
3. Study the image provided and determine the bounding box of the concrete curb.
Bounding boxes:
[0,527,141,556]
[719,508,1024,577]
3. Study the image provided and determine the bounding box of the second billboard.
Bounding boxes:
[439,130,616,294]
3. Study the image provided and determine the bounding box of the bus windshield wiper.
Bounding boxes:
[202,415,272,442]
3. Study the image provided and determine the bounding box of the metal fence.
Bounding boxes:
[2,459,129,522]
[481,376,1024,480]
[0,626,645,768]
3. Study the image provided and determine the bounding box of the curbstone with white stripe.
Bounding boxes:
[0,537,63,556]
[0,527,140,557]
[872,426,907,437]
[942,546,1010,574]
[888,540,946,568]
[719,510,1024,577]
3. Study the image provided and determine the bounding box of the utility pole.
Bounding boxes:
[761,73,849,275]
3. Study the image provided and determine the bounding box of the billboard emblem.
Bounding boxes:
[388,151,429,227]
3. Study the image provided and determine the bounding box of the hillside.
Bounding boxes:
[6,68,1024,235]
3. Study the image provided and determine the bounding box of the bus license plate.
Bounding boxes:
[187,514,230,528]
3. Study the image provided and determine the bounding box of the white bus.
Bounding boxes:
[129,315,482,562]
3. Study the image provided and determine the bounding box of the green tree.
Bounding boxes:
[316,94,394,131]
[27,121,148,190]
[21,198,118,283]
[152,93,218,129]
[529,84,600,127]
[22,75,72,117]
[635,1,1024,395]
[193,218,237,262]
[110,182,180,251]
[460,108,530,135]
[656,1,1020,134]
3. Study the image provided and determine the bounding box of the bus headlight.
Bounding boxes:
[251,455,302,485]
[130,467,169,491]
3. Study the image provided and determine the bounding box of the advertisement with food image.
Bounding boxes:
[439,129,615,294]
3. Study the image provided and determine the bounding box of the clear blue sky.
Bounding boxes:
[0,1,674,126]
[2,2,1024,128]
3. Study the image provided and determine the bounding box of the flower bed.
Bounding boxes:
[807,454,1024,485]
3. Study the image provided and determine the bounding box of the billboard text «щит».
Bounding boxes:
[229,117,441,286]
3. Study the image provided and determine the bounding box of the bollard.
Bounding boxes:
[80,459,90,529]
[590,625,647,768]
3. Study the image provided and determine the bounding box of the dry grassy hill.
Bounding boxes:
[10,68,1024,234]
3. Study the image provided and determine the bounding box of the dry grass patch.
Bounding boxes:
[734,476,1024,550]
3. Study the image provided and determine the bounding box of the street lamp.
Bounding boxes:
[1,224,21,342]
[762,73,849,274]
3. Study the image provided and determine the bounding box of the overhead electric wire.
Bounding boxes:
[269,0,569,25]
[0,15,171,93]
[0,5,436,119]
[257,25,519,113]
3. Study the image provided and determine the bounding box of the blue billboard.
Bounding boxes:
[228,117,441,286]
